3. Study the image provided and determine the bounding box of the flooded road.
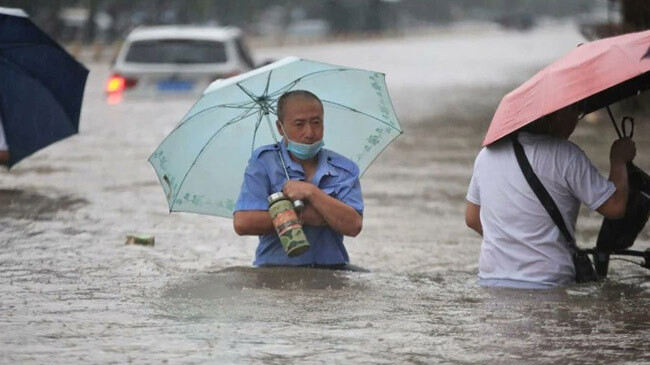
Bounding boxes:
[1,21,649,363]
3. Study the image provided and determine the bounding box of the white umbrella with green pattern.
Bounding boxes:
[149,56,402,218]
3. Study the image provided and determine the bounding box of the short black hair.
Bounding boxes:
[276,90,323,123]
[521,116,551,135]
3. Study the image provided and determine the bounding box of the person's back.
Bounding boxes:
[467,133,615,287]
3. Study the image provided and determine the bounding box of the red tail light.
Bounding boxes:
[105,74,138,93]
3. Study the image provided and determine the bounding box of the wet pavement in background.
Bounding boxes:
[1,21,649,363]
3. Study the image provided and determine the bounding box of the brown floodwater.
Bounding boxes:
[1,21,649,363]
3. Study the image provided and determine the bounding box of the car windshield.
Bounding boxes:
[125,39,227,64]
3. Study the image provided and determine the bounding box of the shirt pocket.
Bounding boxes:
[319,181,340,197]
[270,168,298,193]
[271,177,306,194]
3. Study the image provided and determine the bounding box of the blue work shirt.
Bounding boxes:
[234,142,364,266]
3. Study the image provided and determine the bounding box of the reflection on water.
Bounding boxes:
[0,189,87,220]
[165,266,362,298]
[1,23,650,363]
[155,268,649,363]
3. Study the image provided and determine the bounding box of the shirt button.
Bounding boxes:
[327,157,332,161]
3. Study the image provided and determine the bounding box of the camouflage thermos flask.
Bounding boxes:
[268,192,310,257]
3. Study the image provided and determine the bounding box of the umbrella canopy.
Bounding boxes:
[0,7,88,168]
[483,29,650,146]
[149,57,402,218]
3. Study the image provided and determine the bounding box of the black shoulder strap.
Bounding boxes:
[510,134,576,246]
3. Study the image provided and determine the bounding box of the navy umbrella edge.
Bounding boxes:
[0,9,89,168]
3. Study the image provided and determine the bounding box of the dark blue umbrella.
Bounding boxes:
[0,8,88,168]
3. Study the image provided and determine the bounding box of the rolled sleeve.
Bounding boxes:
[565,148,616,211]
[336,166,364,215]
[234,158,271,213]
[466,151,482,205]
[342,177,364,215]
[466,173,480,205]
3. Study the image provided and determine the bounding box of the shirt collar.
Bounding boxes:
[318,149,339,177]
[277,140,304,173]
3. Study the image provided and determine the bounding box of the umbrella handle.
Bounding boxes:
[621,116,634,139]
[605,106,634,139]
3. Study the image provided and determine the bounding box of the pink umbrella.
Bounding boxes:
[483,29,650,146]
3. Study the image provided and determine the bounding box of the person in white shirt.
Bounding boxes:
[465,105,636,288]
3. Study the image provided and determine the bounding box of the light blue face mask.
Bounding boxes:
[278,121,324,160]
[286,138,324,160]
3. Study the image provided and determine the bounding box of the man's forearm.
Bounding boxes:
[601,137,636,218]
[465,201,483,237]
[300,204,327,226]
[470,223,483,236]
[609,162,629,208]
[307,189,362,237]
[233,211,275,236]
[609,162,628,194]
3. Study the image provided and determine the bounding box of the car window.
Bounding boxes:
[125,39,227,64]
[235,37,255,69]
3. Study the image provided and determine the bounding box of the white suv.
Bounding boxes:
[106,26,255,99]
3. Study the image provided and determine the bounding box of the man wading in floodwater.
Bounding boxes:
[233,90,364,269]
[465,105,636,289]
